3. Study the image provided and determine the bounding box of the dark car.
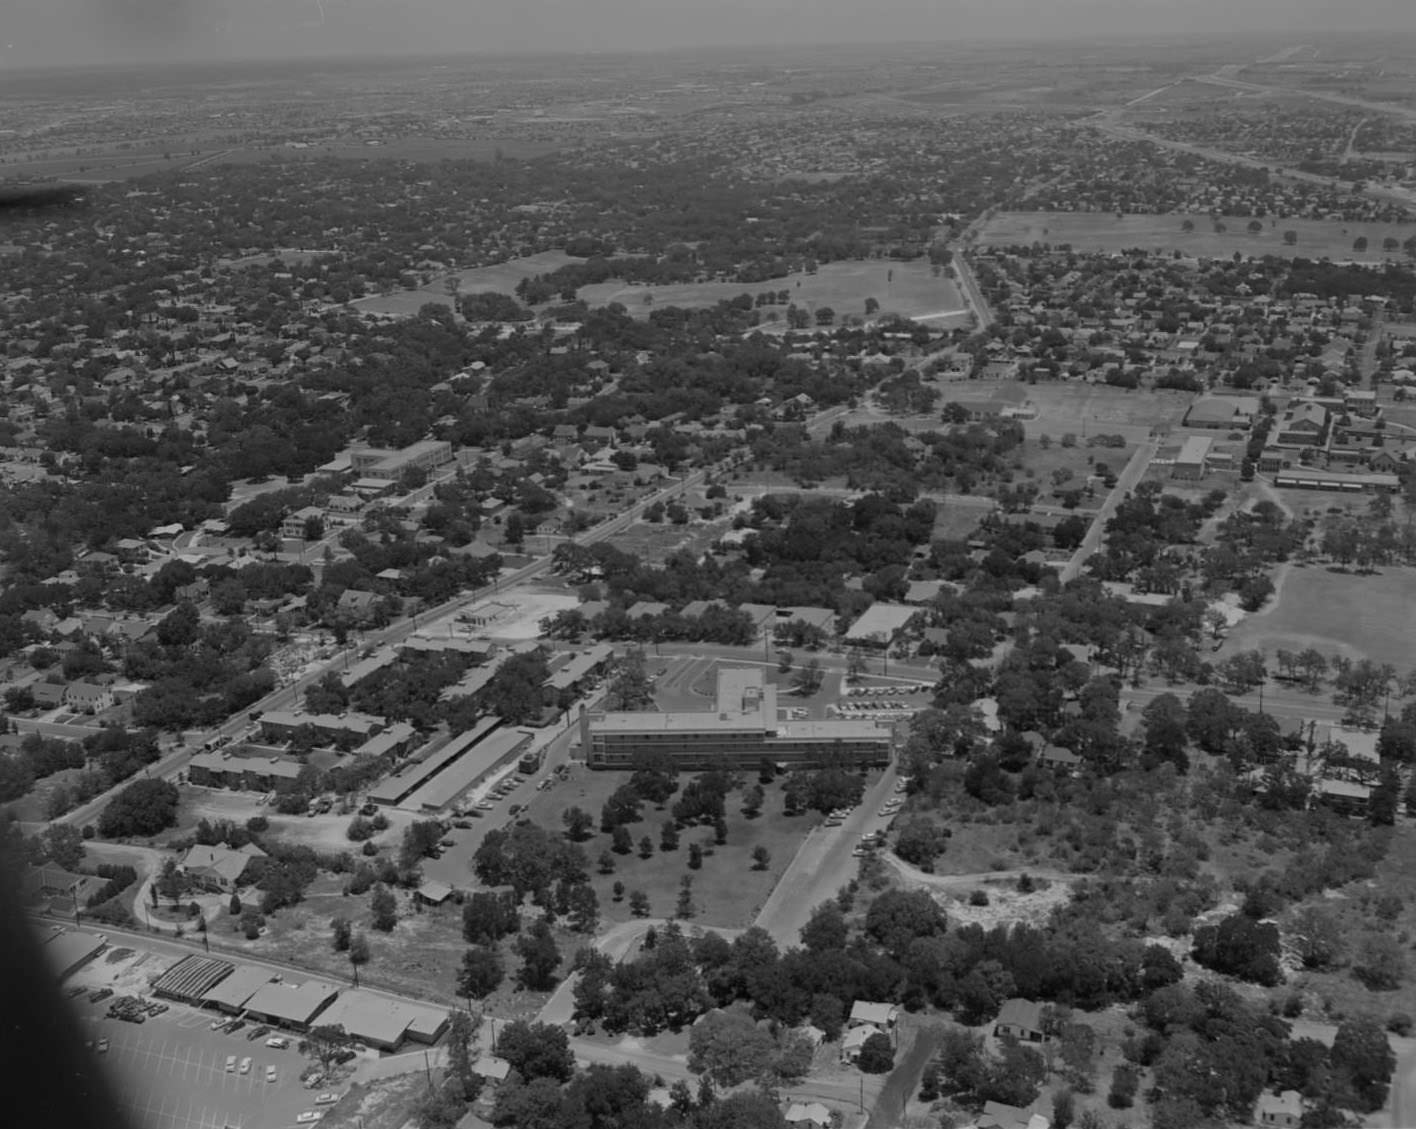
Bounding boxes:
[88,988,113,1004]
[247,1025,272,1042]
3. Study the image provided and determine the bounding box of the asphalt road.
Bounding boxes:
[754,764,901,946]
[1120,681,1361,726]
[950,255,994,331]
[1058,437,1158,584]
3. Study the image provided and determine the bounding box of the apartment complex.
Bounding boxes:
[581,667,894,770]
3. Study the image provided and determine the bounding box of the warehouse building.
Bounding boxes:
[583,667,894,770]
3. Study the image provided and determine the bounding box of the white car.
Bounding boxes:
[266,1037,288,1049]
[266,1066,278,1083]
[296,1113,323,1124]
[211,1018,228,1031]
[314,1093,339,1105]
[239,1057,251,1075]
[225,1055,237,1072]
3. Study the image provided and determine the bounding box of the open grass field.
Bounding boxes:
[979,211,1416,262]
[348,251,576,317]
[1220,562,1416,667]
[578,259,965,323]
[514,766,820,929]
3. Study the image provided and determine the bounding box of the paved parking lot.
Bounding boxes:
[77,1000,317,1129]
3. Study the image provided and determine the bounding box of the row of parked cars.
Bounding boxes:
[842,685,923,697]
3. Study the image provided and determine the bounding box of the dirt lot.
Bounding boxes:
[979,211,1416,262]
[1219,562,1416,668]
[578,259,964,322]
[515,767,821,929]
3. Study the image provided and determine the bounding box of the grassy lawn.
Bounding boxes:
[1219,562,1416,667]
[979,211,1416,262]
[516,767,821,929]
[578,259,962,322]
[1017,437,1135,496]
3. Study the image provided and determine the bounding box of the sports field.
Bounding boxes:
[577,259,966,323]
[978,211,1416,262]
[1220,563,1416,667]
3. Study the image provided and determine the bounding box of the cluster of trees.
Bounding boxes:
[1134,980,1395,1126]
[748,419,1025,499]
[97,778,179,838]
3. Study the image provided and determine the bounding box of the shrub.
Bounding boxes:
[1109,1064,1138,1109]
[969,889,990,907]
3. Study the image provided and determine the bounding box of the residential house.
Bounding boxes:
[840,1024,881,1064]
[1257,1091,1303,1128]
[993,998,1046,1043]
[30,681,67,709]
[974,1100,1050,1129]
[280,505,325,540]
[178,843,267,892]
[1037,746,1081,775]
[337,589,379,623]
[65,681,115,713]
[848,1001,899,1029]
[784,1103,832,1129]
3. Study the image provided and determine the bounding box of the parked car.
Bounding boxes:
[239,1057,252,1075]
[97,1039,109,1054]
[210,1018,228,1031]
[314,1093,340,1105]
[266,1037,289,1049]
[266,1066,278,1083]
[66,985,87,999]
[439,837,455,848]
[89,989,113,1004]
[226,1056,237,1073]
[246,1026,271,1042]
[295,1113,324,1124]
[452,819,471,830]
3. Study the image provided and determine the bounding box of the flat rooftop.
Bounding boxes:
[844,603,918,642]
[368,718,500,806]
[404,728,531,811]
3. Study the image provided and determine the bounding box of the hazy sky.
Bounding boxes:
[2,0,1412,67]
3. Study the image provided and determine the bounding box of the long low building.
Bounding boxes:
[42,929,108,981]
[311,989,449,1052]
[188,751,303,791]
[1272,469,1399,493]
[545,644,614,692]
[403,727,532,812]
[368,717,500,807]
[582,667,894,771]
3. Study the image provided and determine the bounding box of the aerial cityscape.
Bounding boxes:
[6,20,1416,1129]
